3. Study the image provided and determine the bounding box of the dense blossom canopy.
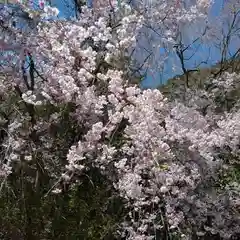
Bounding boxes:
[0,0,239,239]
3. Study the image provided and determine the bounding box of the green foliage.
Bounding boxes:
[217,162,240,191]
[0,167,125,239]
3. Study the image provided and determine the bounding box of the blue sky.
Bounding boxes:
[142,0,238,88]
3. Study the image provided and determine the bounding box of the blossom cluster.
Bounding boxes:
[0,1,239,239]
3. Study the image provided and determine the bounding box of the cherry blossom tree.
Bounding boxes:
[0,0,239,239]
